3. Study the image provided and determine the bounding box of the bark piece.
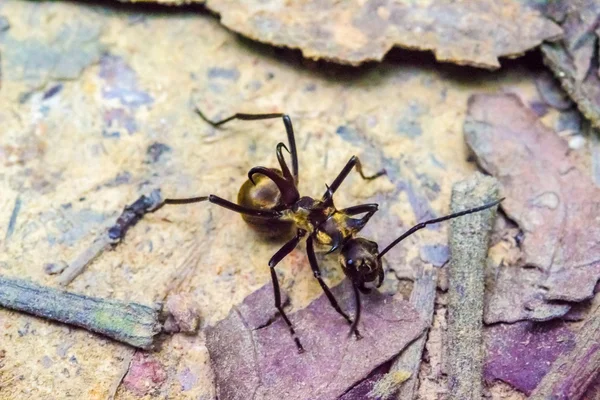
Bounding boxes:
[198,0,562,69]
[0,276,162,349]
[541,0,600,128]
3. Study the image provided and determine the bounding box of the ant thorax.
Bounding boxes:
[287,196,334,235]
[283,196,362,251]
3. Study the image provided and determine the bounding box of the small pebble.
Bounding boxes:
[163,294,201,334]
[568,135,586,150]
[44,261,68,275]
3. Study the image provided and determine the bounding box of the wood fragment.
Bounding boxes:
[0,276,162,349]
[529,302,600,399]
[107,349,135,400]
[58,236,111,286]
[368,370,412,400]
[58,189,164,286]
[446,172,500,400]
[5,196,21,241]
[390,264,438,399]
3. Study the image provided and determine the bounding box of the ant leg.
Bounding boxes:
[340,203,379,233]
[248,166,299,205]
[323,156,386,201]
[276,143,294,183]
[306,236,362,339]
[196,109,299,183]
[340,203,378,220]
[340,203,378,216]
[268,229,307,353]
[349,283,362,338]
[164,194,282,218]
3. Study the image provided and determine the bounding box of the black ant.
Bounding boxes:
[162,111,502,353]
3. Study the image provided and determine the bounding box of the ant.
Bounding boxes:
[162,110,502,353]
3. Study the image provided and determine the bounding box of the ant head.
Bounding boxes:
[340,238,384,290]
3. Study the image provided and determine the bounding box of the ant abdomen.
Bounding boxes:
[237,168,294,239]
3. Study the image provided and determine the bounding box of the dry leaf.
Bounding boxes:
[206,281,426,400]
[484,321,576,395]
[534,70,573,111]
[197,0,562,69]
[465,94,600,323]
[541,0,600,128]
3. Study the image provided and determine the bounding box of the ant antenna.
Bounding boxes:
[377,198,504,259]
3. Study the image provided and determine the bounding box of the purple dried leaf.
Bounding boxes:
[484,321,576,395]
[465,94,600,323]
[583,373,600,399]
[235,283,289,329]
[530,301,600,399]
[206,280,426,400]
[484,265,571,324]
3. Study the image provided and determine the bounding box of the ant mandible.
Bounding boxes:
[162,111,502,353]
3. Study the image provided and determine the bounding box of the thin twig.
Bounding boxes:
[58,236,111,286]
[59,189,164,286]
[106,349,135,400]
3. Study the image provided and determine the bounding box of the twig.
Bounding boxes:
[529,302,600,399]
[106,349,135,400]
[5,196,21,241]
[0,276,162,349]
[58,236,111,286]
[446,172,500,400]
[390,264,437,399]
[58,189,164,286]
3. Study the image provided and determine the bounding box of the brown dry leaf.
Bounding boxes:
[196,0,563,69]
[465,93,600,324]
[541,0,600,128]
